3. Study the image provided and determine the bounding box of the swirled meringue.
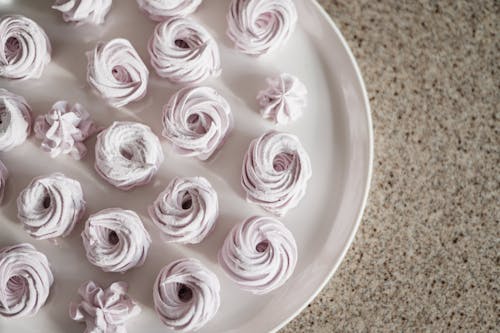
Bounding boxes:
[257,73,307,125]
[0,89,32,152]
[148,17,221,84]
[70,280,140,333]
[241,130,312,216]
[0,160,7,204]
[34,101,97,160]
[0,15,51,79]
[53,0,112,25]
[17,173,86,240]
[95,121,164,190]
[137,0,203,21]
[153,258,220,332]
[87,38,149,108]
[82,208,151,273]
[162,86,232,160]
[227,0,297,56]
[149,176,218,244]
[218,216,297,294]
[0,243,54,318]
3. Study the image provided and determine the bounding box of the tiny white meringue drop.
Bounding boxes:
[137,0,203,21]
[0,89,32,152]
[52,0,113,25]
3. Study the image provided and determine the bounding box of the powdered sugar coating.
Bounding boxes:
[0,89,32,152]
[137,0,202,21]
[52,0,112,25]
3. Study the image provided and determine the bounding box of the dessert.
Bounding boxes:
[218,216,297,294]
[0,89,32,152]
[17,173,86,240]
[241,130,312,216]
[153,258,220,332]
[227,0,297,56]
[82,208,151,273]
[257,73,307,125]
[52,0,113,25]
[87,38,149,108]
[0,243,54,318]
[162,86,232,160]
[70,280,140,333]
[149,176,218,244]
[149,17,220,84]
[0,15,51,79]
[0,160,6,204]
[95,121,164,190]
[137,0,203,21]
[34,101,97,160]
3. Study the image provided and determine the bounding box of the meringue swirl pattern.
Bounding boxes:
[162,86,233,160]
[0,15,51,79]
[227,0,297,56]
[149,176,219,244]
[153,258,220,332]
[87,38,149,108]
[241,130,312,216]
[218,216,297,294]
[82,208,152,273]
[95,121,164,190]
[17,173,86,240]
[149,17,221,84]
[53,0,113,25]
[0,160,6,204]
[0,89,32,152]
[0,243,54,318]
[137,0,203,21]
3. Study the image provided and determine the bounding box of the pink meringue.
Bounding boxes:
[82,208,152,273]
[162,86,232,160]
[218,216,297,294]
[34,101,97,160]
[0,243,54,318]
[0,15,51,79]
[137,0,203,21]
[153,258,220,332]
[241,130,312,216]
[95,121,164,190]
[227,0,297,56]
[70,281,141,333]
[257,73,307,125]
[0,160,7,204]
[17,173,86,240]
[149,176,218,244]
[0,89,32,152]
[87,38,149,108]
[52,0,113,25]
[149,17,221,84]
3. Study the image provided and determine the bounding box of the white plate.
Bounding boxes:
[0,0,372,332]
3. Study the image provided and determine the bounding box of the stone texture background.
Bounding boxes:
[282,1,498,332]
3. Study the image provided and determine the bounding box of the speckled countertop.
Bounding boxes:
[282,1,498,332]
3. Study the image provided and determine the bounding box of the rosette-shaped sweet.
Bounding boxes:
[241,130,312,216]
[52,0,113,25]
[0,160,7,204]
[257,73,307,125]
[87,38,149,108]
[95,121,164,190]
[162,86,232,160]
[149,17,221,84]
[153,258,220,332]
[227,0,297,56]
[218,216,297,294]
[0,89,32,152]
[70,281,141,333]
[34,101,97,160]
[137,0,203,21]
[17,173,86,240]
[149,176,218,244]
[0,243,54,318]
[0,15,51,79]
[82,208,151,273]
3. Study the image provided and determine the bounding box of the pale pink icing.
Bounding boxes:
[137,0,202,21]
[53,0,112,25]
[0,89,32,152]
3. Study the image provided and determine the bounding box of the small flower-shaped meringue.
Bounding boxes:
[87,38,149,108]
[137,0,203,21]
[257,73,307,125]
[162,86,233,160]
[0,160,7,204]
[227,0,297,56]
[0,15,51,79]
[149,17,221,84]
[154,258,220,332]
[53,0,113,25]
[0,89,32,152]
[70,280,141,333]
[34,101,97,160]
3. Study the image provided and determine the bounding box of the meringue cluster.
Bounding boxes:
[137,0,203,21]
[52,0,112,25]
[0,89,32,152]
[0,160,6,204]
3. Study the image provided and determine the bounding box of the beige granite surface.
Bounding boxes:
[282,1,498,332]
